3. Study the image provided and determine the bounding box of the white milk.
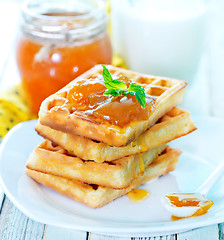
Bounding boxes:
[111,0,207,82]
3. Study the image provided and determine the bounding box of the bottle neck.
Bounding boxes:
[21,0,107,45]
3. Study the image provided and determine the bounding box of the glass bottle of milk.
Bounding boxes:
[111,0,207,82]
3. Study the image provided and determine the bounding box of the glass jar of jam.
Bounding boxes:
[16,0,112,115]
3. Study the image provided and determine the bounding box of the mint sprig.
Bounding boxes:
[102,65,146,108]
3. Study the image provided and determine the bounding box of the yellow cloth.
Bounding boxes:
[0,84,35,141]
[112,53,127,69]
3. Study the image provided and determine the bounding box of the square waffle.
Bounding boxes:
[36,107,196,162]
[38,65,187,147]
[26,140,166,189]
[26,147,181,208]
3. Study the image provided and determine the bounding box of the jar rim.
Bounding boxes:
[21,0,108,44]
[22,0,105,21]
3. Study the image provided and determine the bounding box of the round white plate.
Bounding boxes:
[0,116,224,236]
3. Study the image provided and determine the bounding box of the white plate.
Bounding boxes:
[0,116,224,236]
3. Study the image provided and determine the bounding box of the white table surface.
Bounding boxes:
[0,0,224,239]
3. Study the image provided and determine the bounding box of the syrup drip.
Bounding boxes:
[127,189,149,203]
[131,138,148,151]
[131,141,137,147]
[139,138,148,152]
[138,153,145,175]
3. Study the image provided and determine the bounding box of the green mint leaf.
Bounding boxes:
[101,65,146,108]
[102,65,127,91]
[128,83,145,94]
[124,90,146,107]
[122,91,134,95]
[135,92,146,108]
[104,89,122,96]
[128,83,146,107]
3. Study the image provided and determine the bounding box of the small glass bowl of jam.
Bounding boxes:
[16,0,112,115]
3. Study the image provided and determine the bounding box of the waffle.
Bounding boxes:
[36,107,196,162]
[38,65,187,147]
[26,147,181,208]
[26,140,166,189]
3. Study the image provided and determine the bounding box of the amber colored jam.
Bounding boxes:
[167,195,214,221]
[127,189,149,203]
[138,153,145,175]
[17,34,112,115]
[171,200,213,221]
[66,76,155,127]
[167,195,201,207]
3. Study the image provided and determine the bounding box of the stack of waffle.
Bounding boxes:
[26,65,196,208]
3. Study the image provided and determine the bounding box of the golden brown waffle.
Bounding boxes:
[26,140,166,189]
[26,147,181,208]
[36,107,196,162]
[38,65,187,147]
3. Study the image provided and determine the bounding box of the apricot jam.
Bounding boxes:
[66,77,155,127]
[127,189,150,203]
[171,200,213,221]
[165,193,213,221]
[167,195,201,207]
[17,0,112,115]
